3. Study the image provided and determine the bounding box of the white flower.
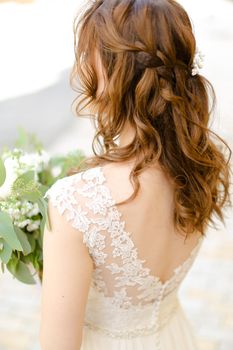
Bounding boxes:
[10,208,21,220]
[19,150,50,173]
[192,49,205,76]
[51,165,62,178]
[17,219,32,229]
[20,201,33,215]
[9,208,22,220]
[27,220,41,232]
[27,203,40,217]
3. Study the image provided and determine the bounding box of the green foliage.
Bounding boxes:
[14,227,32,256]
[11,171,41,201]
[37,197,50,232]
[15,127,43,152]
[0,238,12,264]
[0,212,23,251]
[7,254,36,284]
[0,158,6,186]
[49,149,86,179]
[0,128,86,285]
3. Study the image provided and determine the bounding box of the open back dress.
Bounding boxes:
[45,165,204,350]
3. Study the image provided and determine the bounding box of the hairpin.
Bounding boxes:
[192,48,205,76]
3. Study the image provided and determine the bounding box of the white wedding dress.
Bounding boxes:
[45,165,204,350]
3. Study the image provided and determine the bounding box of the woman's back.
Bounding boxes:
[44,163,204,349]
[101,161,203,284]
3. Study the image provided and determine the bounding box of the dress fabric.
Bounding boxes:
[45,165,204,350]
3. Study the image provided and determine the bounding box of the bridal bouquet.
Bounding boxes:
[0,129,85,284]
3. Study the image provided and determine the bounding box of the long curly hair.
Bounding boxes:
[70,0,232,239]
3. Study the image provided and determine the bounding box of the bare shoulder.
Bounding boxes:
[100,161,174,202]
[101,160,170,180]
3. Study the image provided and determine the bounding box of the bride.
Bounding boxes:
[39,0,232,349]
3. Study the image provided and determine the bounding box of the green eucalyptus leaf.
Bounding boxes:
[0,158,6,186]
[39,216,45,243]
[14,227,32,256]
[38,184,49,196]
[37,229,43,249]
[16,261,37,284]
[34,257,40,271]
[7,259,36,284]
[0,212,22,250]
[6,255,19,275]
[0,238,12,264]
[12,171,40,200]
[1,261,5,273]
[22,191,40,202]
[21,252,33,265]
[37,197,50,231]
[27,235,36,251]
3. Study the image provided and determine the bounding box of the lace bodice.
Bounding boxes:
[44,166,204,348]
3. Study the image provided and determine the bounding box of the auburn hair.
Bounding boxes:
[69,0,232,239]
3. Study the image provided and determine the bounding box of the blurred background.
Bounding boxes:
[0,0,233,349]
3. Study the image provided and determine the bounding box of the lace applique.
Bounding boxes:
[83,296,180,339]
[44,172,108,266]
[44,166,204,310]
[44,175,91,229]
